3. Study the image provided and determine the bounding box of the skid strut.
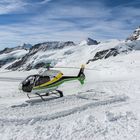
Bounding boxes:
[26,90,63,101]
[56,90,63,97]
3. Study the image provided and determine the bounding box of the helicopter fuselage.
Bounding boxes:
[20,73,82,94]
[19,65,85,100]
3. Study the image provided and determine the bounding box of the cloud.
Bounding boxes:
[0,0,27,15]
[40,0,52,4]
[45,2,111,19]
[0,0,52,15]
[0,0,139,49]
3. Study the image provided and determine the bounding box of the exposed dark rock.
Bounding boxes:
[0,58,16,68]
[64,50,74,55]
[6,41,75,70]
[0,48,11,54]
[126,26,140,41]
[87,48,119,64]
[31,41,75,51]
[0,43,31,55]
[86,38,99,45]
[34,62,46,69]
[7,51,34,70]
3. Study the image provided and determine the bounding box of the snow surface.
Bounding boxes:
[0,49,29,61]
[18,39,121,70]
[0,41,140,140]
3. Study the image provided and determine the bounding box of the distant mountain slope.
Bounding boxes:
[0,44,30,68]
[7,40,122,70]
[7,41,75,70]
[87,40,140,64]
[79,38,99,46]
[126,26,140,41]
[0,27,140,71]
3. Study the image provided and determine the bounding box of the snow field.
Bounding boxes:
[0,44,140,139]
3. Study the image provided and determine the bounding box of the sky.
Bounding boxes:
[0,0,140,49]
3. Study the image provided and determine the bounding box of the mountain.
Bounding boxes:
[79,38,99,46]
[87,26,140,64]
[126,26,140,41]
[7,41,75,70]
[0,45,29,68]
[20,43,32,49]
[7,39,128,70]
[32,41,75,50]
[0,27,140,70]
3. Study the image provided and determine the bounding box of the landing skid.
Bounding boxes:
[27,90,63,101]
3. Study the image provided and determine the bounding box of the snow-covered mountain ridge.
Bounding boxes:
[0,27,140,70]
[126,26,140,41]
[79,37,99,46]
[0,44,30,68]
[0,41,75,69]
[0,42,140,140]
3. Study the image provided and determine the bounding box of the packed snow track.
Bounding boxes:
[0,73,140,140]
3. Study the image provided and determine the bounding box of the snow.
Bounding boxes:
[126,26,140,41]
[0,40,140,139]
[18,39,121,70]
[0,49,29,61]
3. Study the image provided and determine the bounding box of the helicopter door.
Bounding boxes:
[35,76,50,86]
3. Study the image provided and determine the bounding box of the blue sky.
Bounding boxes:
[0,0,140,49]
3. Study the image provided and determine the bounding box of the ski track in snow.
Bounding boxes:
[0,94,128,125]
[1,76,140,140]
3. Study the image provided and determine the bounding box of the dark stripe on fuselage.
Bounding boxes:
[47,76,78,86]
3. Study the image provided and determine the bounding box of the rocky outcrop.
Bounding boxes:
[0,58,16,68]
[87,48,119,64]
[31,41,75,51]
[126,26,140,41]
[80,38,99,46]
[7,41,75,70]
[0,45,29,68]
[86,38,99,45]
[86,42,133,64]
[0,43,31,55]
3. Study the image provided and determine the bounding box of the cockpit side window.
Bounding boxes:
[35,76,50,86]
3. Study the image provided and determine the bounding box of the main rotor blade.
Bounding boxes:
[54,66,80,69]
[53,66,100,71]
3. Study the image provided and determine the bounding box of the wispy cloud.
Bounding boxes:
[40,0,52,4]
[0,0,139,49]
[0,0,52,15]
[0,0,27,14]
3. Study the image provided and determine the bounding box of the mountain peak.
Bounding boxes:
[31,41,75,51]
[0,44,30,55]
[18,43,32,49]
[80,37,99,46]
[126,26,140,41]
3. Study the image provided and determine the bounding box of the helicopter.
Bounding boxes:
[19,64,86,101]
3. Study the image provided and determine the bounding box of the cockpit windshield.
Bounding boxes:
[22,75,37,92]
[22,75,35,86]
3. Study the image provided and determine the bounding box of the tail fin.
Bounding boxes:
[78,65,85,85]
